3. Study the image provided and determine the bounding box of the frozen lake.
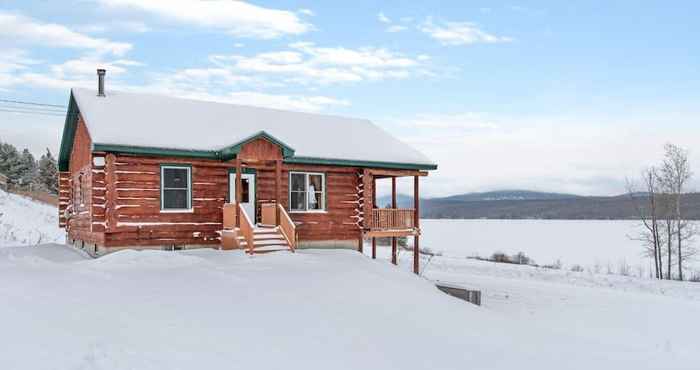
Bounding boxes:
[414,219,700,276]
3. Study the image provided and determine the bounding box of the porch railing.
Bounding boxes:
[238,203,255,254]
[277,204,296,252]
[367,208,415,230]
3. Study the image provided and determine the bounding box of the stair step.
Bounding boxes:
[253,229,279,235]
[239,240,289,247]
[237,234,285,241]
[249,245,291,253]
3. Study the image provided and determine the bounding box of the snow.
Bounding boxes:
[0,189,64,246]
[2,195,698,369]
[71,87,435,167]
[0,243,697,369]
[416,219,700,276]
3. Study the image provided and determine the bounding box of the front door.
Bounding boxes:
[229,173,256,222]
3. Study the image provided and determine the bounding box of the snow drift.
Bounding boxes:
[0,189,63,246]
[1,245,698,370]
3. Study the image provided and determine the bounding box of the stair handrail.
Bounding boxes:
[238,203,256,254]
[277,204,296,252]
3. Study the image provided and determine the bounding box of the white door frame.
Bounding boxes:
[229,172,256,222]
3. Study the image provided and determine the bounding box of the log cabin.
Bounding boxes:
[58,70,437,273]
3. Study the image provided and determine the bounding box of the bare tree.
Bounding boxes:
[659,143,695,280]
[626,169,663,279]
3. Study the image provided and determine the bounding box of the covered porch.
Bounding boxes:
[361,168,426,274]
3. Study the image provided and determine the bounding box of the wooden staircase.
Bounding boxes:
[239,226,291,253]
[221,203,296,254]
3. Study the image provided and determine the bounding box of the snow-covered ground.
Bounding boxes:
[416,219,700,276]
[0,189,64,246]
[1,244,699,369]
[2,194,699,369]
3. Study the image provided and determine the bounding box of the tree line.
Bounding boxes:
[628,143,697,281]
[0,141,58,194]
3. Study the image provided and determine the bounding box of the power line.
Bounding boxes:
[0,98,67,109]
[0,104,65,114]
[0,108,65,117]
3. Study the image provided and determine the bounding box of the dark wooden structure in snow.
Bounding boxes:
[58,70,436,273]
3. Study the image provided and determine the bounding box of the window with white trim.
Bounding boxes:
[289,172,325,212]
[161,165,191,211]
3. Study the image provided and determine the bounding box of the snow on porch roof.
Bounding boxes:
[66,88,437,170]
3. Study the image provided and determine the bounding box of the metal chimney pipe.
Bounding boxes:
[97,68,106,97]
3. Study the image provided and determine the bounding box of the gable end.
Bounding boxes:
[58,92,80,171]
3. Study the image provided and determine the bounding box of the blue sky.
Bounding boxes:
[1,1,699,196]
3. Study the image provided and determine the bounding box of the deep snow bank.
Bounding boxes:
[0,189,63,246]
[1,245,696,370]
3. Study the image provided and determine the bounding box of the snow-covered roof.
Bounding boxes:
[68,88,436,170]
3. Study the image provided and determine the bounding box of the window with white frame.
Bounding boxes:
[289,172,325,212]
[161,165,191,211]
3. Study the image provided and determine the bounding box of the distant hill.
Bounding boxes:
[440,190,582,202]
[378,190,700,220]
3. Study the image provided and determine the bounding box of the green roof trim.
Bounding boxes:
[57,92,79,171]
[93,144,220,159]
[284,156,438,171]
[219,131,295,160]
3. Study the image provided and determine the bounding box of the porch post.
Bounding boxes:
[275,159,282,225]
[413,175,420,274]
[371,176,376,259]
[235,158,242,228]
[391,176,397,265]
[360,169,372,253]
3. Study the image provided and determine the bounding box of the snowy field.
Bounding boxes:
[1,244,699,370]
[0,189,64,246]
[416,219,700,277]
[1,192,699,369]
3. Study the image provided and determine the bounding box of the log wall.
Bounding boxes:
[62,116,103,244]
[91,153,369,248]
[63,134,381,249]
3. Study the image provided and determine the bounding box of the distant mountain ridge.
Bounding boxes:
[440,190,582,202]
[377,190,582,208]
[377,189,700,220]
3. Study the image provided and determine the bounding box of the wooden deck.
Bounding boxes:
[364,208,419,237]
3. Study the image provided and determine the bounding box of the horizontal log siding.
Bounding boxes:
[66,115,99,244]
[103,156,227,247]
[258,166,363,242]
[92,153,367,248]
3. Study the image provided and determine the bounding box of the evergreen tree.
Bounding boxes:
[0,142,22,182]
[18,148,38,186]
[38,148,58,194]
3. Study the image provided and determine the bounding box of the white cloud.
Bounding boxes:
[386,25,408,33]
[419,18,512,46]
[377,12,409,33]
[208,42,428,86]
[50,57,143,78]
[130,79,349,113]
[383,112,700,197]
[298,9,315,16]
[97,0,312,39]
[80,20,151,34]
[378,12,391,24]
[0,11,132,55]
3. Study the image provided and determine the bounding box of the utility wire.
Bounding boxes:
[0,98,67,109]
[0,108,65,117]
[0,104,65,114]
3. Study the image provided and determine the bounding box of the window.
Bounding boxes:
[161,165,191,211]
[289,172,325,212]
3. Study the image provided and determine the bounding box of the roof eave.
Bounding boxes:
[57,91,79,172]
[89,144,437,171]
